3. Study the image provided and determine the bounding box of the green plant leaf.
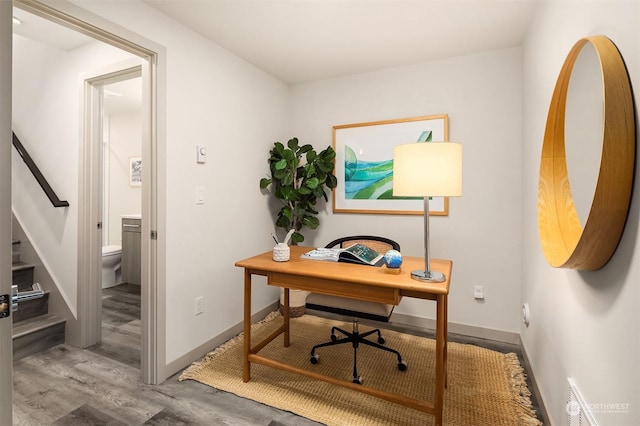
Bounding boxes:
[324,147,336,161]
[306,177,319,189]
[280,186,297,201]
[287,137,299,150]
[327,174,338,188]
[282,149,295,161]
[274,168,287,180]
[317,160,333,173]
[276,215,290,229]
[292,232,304,244]
[302,216,320,229]
[275,159,287,170]
[306,163,316,177]
[306,150,317,163]
[283,171,294,186]
[259,178,271,189]
[292,204,307,218]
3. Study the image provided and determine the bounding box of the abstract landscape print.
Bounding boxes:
[333,115,448,215]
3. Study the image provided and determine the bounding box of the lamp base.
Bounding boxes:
[410,269,446,282]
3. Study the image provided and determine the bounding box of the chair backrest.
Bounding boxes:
[324,235,400,254]
[306,236,401,322]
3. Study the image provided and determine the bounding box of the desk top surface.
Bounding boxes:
[236,246,452,296]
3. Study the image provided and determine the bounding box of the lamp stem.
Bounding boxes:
[423,196,431,274]
[410,196,446,282]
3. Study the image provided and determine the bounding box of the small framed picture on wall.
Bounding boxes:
[129,157,142,187]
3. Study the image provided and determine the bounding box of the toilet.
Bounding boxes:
[102,245,122,289]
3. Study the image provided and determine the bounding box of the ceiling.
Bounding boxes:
[142,0,539,84]
[13,8,141,115]
[13,1,539,85]
[12,7,93,51]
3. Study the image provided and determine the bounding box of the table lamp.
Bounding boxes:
[393,142,462,282]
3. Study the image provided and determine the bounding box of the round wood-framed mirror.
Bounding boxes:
[538,35,635,270]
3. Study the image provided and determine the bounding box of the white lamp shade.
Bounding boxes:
[393,142,462,197]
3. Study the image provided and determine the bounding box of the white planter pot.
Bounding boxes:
[279,288,309,317]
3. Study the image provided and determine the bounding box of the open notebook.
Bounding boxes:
[301,243,384,267]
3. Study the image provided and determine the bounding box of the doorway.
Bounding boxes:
[95,71,143,368]
[12,1,163,385]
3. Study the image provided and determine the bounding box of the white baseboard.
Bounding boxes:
[390,312,520,345]
[164,302,279,379]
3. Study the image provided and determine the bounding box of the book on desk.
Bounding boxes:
[301,243,384,267]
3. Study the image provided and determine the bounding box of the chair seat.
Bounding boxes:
[306,293,393,321]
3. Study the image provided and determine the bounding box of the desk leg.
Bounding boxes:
[243,269,252,382]
[434,293,448,426]
[444,293,449,388]
[283,288,290,347]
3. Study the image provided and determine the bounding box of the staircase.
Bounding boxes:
[11,239,66,360]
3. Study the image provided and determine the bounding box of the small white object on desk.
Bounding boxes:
[273,243,290,262]
[301,248,340,262]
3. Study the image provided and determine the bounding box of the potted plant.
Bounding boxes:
[260,137,337,244]
[260,137,337,317]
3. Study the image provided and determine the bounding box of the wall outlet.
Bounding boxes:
[522,303,530,327]
[473,285,484,300]
[195,296,204,315]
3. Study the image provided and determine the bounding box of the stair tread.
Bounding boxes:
[13,313,66,339]
[11,261,36,272]
[12,239,20,245]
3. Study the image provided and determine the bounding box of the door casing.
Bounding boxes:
[15,0,166,384]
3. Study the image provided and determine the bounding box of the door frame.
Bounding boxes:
[15,0,167,384]
[81,62,142,350]
[0,3,13,423]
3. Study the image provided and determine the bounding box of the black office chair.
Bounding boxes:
[306,236,407,385]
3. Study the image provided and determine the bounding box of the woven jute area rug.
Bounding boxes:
[180,312,541,425]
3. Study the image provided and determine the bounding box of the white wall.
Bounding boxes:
[70,0,291,364]
[290,48,524,336]
[105,110,142,246]
[521,2,640,425]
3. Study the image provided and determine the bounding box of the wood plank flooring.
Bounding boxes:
[13,284,321,425]
[13,284,545,425]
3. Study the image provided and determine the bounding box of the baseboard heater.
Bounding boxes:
[567,378,598,426]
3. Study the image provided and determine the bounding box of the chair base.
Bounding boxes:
[309,319,407,384]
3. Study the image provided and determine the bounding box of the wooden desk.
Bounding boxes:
[235,246,452,425]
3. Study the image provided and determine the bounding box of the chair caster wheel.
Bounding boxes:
[310,354,319,364]
[377,336,386,344]
[353,376,363,385]
[398,360,408,371]
[331,334,338,342]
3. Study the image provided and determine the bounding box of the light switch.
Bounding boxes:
[196,186,205,204]
[196,145,207,163]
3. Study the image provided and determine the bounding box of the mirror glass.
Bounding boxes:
[564,43,603,225]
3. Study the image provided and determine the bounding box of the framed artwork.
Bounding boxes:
[332,114,449,215]
[129,157,142,187]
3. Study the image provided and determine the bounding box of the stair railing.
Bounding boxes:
[12,132,69,208]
